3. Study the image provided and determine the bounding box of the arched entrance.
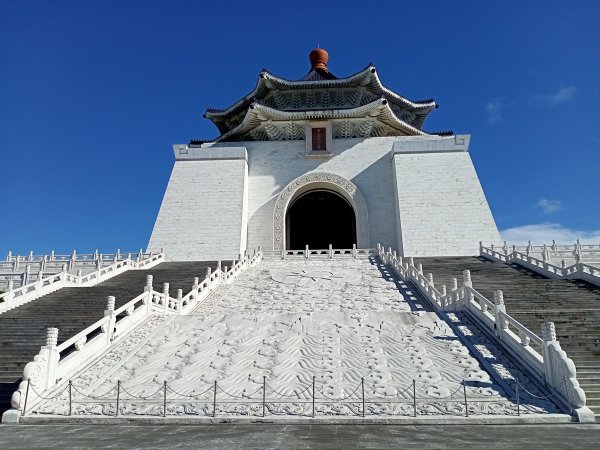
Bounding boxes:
[272,172,369,251]
[286,190,356,250]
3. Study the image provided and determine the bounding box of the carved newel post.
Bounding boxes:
[104,296,116,343]
[162,283,170,315]
[493,290,506,339]
[192,277,199,301]
[40,328,60,390]
[463,270,473,307]
[144,275,153,312]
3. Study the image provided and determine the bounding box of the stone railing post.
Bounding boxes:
[5,279,14,301]
[42,327,60,390]
[206,267,212,290]
[305,245,309,259]
[328,244,333,259]
[6,250,12,262]
[541,321,557,387]
[162,283,169,315]
[493,290,506,338]
[192,277,199,302]
[463,270,473,307]
[104,296,116,343]
[352,244,357,259]
[144,275,153,312]
[177,289,183,314]
[417,263,423,275]
[217,261,222,280]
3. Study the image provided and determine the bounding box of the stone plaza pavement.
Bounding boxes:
[0,423,599,449]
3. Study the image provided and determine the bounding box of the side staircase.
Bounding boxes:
[415,256,600,416]
[0,261,223,416]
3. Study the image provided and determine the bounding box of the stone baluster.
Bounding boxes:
[93,249,99,261]
[28,251,33,262]
[127,252,131,261]
[417,263,423,275]
[12,256,19,271]
[493,290,506,338]
[281,248,286,259]
[37,269,44,288]
[426,272,434,286]
[76,269,82,285]
[177,289,183,314]
[217,261,222,280]
[40,327,60,390]
[40,256,46,273]
[6,280,14,301]
[192,277,199,301]
[116,248,121,260]
[6,250,11,262]
[328,244,333,259]
[224,266,228,281]
[450,277,459,311]
[551,240,557,251]
[502,241,509,255]
[104,296,116,343]
[305,245,309,259]
[352,243,357,259]
[463,270,473,307]
[144,275,153,312]
[23,265,31,286]
[541,321,557,388]
[162,283,169,314]
[137,249,143,263]
[526,241,533,256]
[542,244,548,263]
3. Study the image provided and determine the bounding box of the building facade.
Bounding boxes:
[148,49,500,260]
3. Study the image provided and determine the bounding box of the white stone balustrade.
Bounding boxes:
[8,247,263,419]
[480,242,600,287]
[0,252,166,315]
[278,244,373,260]
[0,249,157,291]
[377,244,594,422]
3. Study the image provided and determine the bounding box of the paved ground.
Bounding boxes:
[0,424,599,449]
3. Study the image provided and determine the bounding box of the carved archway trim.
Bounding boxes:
[273,172,369,251]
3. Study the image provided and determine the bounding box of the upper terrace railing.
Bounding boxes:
[0,249,155,290]
[480,242,600,287]
[9,247,263,417]
[0,251,165,315]
[377,244,594,422]
[271,244,374,259]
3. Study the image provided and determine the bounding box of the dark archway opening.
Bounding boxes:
[286,190,356,250]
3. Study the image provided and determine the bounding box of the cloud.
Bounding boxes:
[535,86,577,107]
[484,99,504,124]
[500,223,600,245]
[533,198,562,214]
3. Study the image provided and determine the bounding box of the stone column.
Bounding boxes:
[104,296,116,343]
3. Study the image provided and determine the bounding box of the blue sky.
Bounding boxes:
[1,0,599,254]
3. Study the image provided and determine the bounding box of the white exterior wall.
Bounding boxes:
[229,137,400,252]
[149,135,500,260]
[147,147,248,261]
[392,137,500,256]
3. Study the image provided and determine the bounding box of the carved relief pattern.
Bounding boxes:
[272,173,369,251]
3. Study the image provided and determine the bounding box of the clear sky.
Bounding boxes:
[1,0,599,254]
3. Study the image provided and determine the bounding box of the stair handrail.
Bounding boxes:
[377,243,594,422]
[480,242,600,287]
[8,247,263,417]
[0,252,166,314]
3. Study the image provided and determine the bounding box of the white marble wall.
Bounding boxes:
[147,148,248,261]
[149,135,500,260]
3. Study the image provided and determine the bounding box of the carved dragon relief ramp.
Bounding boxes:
[23,254,567,422]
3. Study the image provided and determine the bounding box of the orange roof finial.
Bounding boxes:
[309,48,329,72]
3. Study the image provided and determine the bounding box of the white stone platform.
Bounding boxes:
[28,256,563,420]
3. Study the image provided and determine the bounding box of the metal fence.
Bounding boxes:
[22,376,556,418]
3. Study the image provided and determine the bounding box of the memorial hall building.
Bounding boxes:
[148,49,501,261]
